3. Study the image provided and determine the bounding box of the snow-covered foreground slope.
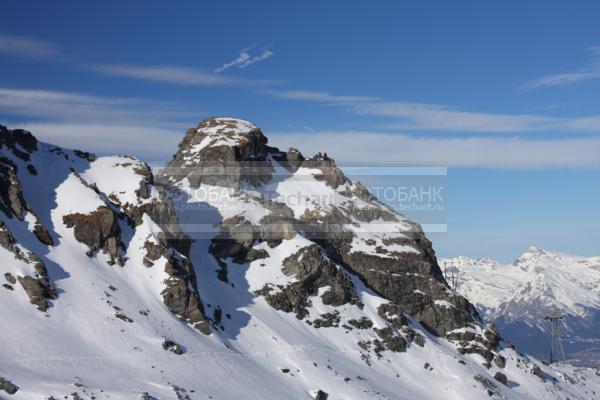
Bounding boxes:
[1,121,600,399]
[444,248,600,366]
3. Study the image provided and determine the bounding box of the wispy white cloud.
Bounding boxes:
[18,122,181,160]
[3,87,599,168]
[215,46,274,73]
[91,64,281,87]
[91,64,238,86]
[0,88,194,125]
[0,88,197,160]
[0,33,61,60]
[266,90,377,104]
[351,102,558,132]
[520,46,600,90]
[270,131,600,169]
[0,33,279,87]
[266,89,600,133]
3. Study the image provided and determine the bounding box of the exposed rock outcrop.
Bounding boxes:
[0,156,28,220]
[157,118,274,189]
[63,205,124,264]
[162,338,185,354]
[0,125,38,160]
[0,376,19,395]
[494,371,508,385]
[0,221,55,311]
[256,245,359,319]
[162,251,210,334]
[321,231,477,336]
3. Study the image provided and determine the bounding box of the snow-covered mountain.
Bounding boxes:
[1,120,600,400]
[444,248,600,367]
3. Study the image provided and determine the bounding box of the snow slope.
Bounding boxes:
[0,122,599,399]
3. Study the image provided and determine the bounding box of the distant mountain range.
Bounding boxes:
[443,248,600,367]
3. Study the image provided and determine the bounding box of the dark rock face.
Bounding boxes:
[133,163,153,200]
[282,245,358,307]
[0,222,55,311]
[0,125,38,158]
[63,206,124,264]
[326,235,476,336]
[374,327,408,352]
[162,253,210,334]
[18,275,53,312]
[33,223,54,246]
[0,156,28,220]
[403,327,425,347]
[246,248,269,261]
[256,245,359,319]
[313,389,329,400]
[157,118,274,189]
[115,312,133,323]
[208,202,298,282]
[162,338,185,354]
[143,240,162,267]
[306,153,348,189]
[0,141,56,247]
[4,272,16,284]
[377,303,409,329]
[0,376,19,395]
[494,371,508,385]
[347,317,373,329]
[310,311,341,328]
[73,149,97,162]
[494,354,506,369]
[273,147,305,173]
[0,127,43,223]
[532,364,544,380]
[447,325,504,366]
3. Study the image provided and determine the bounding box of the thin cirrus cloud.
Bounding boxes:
[91,64,281,87]
[0,87,194,125]
[520,46,600,90]
[266,89,600,133]
[270,131,600,169]
[0,33,62,60]
[0,87,195,160]
[3,88,599,169]
[19,122,182,161]
[266,89,378,104]
[0,33,278,87]
[214,47,274,73]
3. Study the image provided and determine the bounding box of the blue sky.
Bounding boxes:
[1,1,599,261]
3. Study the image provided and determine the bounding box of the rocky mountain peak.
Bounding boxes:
[175,117,269,160]
[190,117,264,150]
[157,117,274,189]
[156,117,480,337]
